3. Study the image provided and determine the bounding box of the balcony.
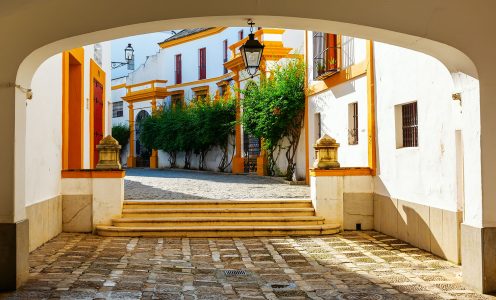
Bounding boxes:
[122,80,168,103]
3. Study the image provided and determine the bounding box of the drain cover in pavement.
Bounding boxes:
[224,269,248,276]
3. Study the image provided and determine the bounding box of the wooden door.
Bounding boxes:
[93,79,104,167]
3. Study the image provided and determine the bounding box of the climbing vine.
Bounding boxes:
[241,58,306,180]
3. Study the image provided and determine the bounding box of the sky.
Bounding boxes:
[110,31,175,79]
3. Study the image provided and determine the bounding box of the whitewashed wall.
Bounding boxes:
[308,76,369,168]
[373,42,461,212]
[25,54,63,206]
[26,43,112,206]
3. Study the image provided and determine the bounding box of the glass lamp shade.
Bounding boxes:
[124,43,134,61]
[240,33,264,76]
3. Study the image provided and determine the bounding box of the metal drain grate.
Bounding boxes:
[224,269,247,276]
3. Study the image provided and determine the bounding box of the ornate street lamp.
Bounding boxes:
[240,20,264,77]
[112,43,135,70]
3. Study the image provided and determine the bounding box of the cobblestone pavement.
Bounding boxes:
[3,231,494,300]
[124,168,310,200]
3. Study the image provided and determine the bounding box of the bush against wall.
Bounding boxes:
[241,58,306,180]
[140,98,236,171]
[112,124,131,148]
[112,124,130,163]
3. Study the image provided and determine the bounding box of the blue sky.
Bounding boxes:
[111,31,175,79]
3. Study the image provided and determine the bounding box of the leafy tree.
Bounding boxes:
[139,97,236,171]
[112,124,130,148]
[241,58,306,180]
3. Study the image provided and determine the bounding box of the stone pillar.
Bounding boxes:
[0,84,29,290]
[126,103,135,167]
[150,98,158,168]
[457,73,496,293]
[257,139,268,176]
[232,71,244,173]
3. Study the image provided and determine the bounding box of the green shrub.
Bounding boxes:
[139,98,236,170]
[112,124,130,149]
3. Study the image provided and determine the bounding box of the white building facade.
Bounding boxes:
[111,27,305,175]
[306,32,464,263]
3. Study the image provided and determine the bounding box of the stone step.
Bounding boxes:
[123,199,313,209]
[122,207,316,218]
[112,216,325,227]
[95,224,341,237]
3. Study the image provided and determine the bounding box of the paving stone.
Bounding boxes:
[1,231,494,299]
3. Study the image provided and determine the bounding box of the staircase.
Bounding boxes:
[96,199,340,237]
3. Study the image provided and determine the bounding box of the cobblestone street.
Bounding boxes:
[2,231,493,300]
[124,169,310,200]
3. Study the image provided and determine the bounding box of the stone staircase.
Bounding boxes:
[96,199,340,237]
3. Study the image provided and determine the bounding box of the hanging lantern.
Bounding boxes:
[240,20,264,77]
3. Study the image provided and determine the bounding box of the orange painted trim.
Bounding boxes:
[111,83,126,90]
[61,170,125,178]
[308,60,367,96]
[191,85,209,92]
[122,90,168,103]
[127,103,135,167]
[167,73,232,89]
[229,28,270,52]
[62,48,85,170]
[262,28,286,35]
[304,31,310,184]
[89,59,106,169]
[309,168,372,177]
[126,79,167,90]
[159,27,227,48]
[367,40,377,176]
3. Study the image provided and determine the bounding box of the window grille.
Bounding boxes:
[112,101,123,118]
[348,102,358,145]
[402,102,418,147]
[175,54,182,84]
[313,32,339,79]
[341,36,355,69]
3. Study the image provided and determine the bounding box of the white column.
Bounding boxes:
[0,81,29,289]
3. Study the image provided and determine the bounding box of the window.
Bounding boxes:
[112,101,123,118]
[223,39,228,74]
[402,102,418,147]
[219,84,228,98]
[238,30,244,41]
[348,102,358,145]
[192,86,209,102]
[198,47,206,80]
[171,93,184,108]
[315,113,322,141]
[175,54,182,84]
[195,90,208,102]
[313,32,339,80]
[395,101,418,148]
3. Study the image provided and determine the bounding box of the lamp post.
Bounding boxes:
[112,43,135,70]
[240,20,264,77]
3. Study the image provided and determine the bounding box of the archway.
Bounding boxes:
[1,0,495,293]
[135,110,151,168]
